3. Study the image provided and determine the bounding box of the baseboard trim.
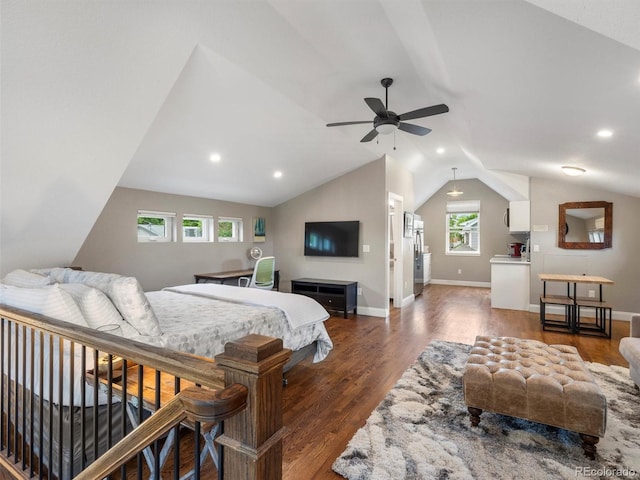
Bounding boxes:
[431,279,491,288]
[357,305,389,318]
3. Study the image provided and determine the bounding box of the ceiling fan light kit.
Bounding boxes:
[327,77,449,143]
[561,166,586,176]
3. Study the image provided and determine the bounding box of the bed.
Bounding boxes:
[1,268,334,387]
[141,283,333,369]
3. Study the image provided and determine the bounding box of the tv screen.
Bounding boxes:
[304,221,359,257]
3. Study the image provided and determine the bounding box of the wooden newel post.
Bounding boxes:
[215,334,291,480]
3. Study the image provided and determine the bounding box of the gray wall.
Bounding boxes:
[529,177,640,314]
[272,158,388,315]
[73,187,273,291]
[415,178,522,283]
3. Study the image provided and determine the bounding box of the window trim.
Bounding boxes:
[137,210,177,243]
[182,214,214,243]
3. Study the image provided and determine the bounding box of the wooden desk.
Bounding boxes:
[194,269,280,290]
[539,274,614,337]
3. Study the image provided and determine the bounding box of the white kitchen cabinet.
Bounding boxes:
[508,201,530,233]
[490,256,530,311]
[423,253,431,284]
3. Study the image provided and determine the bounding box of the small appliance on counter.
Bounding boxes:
[508,242,524,258]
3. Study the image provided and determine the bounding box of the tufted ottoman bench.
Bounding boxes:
[462,336,607,459]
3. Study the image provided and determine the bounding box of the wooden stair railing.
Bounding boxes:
[74,384,248,480]
[1,305,291,480]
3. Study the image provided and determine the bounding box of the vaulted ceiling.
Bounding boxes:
[2,0,639,274]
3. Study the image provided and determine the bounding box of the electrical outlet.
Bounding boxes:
[357,287,362,295]
[588,290,596,298]
[458,269,462,275]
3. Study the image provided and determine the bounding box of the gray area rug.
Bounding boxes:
[333,341,640,480]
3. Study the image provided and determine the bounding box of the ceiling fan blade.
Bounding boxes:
[398,104,449,121]
[326,121,372,127]
[398,122,431,136]
[360,129,379,142]
[364,98,388,117]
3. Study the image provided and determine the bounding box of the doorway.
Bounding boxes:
[388,193,404,307]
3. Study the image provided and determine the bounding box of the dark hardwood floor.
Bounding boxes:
[282,284,629,480]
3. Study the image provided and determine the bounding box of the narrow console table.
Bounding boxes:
[291,278,357,319]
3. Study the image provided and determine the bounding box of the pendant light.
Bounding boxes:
[447,167,464,197]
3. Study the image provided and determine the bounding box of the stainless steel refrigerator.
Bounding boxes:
[413,215,424,296]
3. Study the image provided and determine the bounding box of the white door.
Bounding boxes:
[388,193,404,307]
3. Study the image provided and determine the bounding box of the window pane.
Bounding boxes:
[138,216,166,238]
[218,221,232,238]
[137,211,175,242]
[218,217,243,242]
[446,212,480,254]
[183,215,213,242]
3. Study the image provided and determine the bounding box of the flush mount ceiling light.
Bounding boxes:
[596,129,613,138]
[446,167,464,196]
[273,170,283,179]
[561,166,586,176]
[209,153,221,163]
[436,147,446,154]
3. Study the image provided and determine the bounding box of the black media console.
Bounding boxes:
[291,278,358,319]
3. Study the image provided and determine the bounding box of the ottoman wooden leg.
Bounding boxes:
[580,434,599,460]
[468,407,483,427]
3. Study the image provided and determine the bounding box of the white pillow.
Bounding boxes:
[2,269,52,287]
[0,284,104,407]
[59,283,139,338]
[0,283,87,327]
[29,267,68,283]
[61,270,162,336]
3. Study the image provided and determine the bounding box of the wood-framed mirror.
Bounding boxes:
[558,201,613,249]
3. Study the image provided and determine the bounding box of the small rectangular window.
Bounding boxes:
[138,210,176,242]
[445,201,480,255]
[218,217,244,243]
[183,214,214,243]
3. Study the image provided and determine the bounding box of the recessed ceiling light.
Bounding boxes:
[273,171,283,179]
[561,166,586,176]
[436,147,446,154]
[209,153,221,162]
[596,129,613,138]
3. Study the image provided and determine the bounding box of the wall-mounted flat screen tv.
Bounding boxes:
[304,221,359,257]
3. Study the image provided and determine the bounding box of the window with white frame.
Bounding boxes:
[137,210,176,242]
[218,217,244,243]
[446,200,480,255]
[182,214,214,242]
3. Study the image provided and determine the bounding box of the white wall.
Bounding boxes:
[0,2,201,276]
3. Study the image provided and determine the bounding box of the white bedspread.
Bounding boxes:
[163,283,329,330]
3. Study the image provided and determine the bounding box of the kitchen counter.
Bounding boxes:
[490,255,530,264]
[490,256,530,311]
